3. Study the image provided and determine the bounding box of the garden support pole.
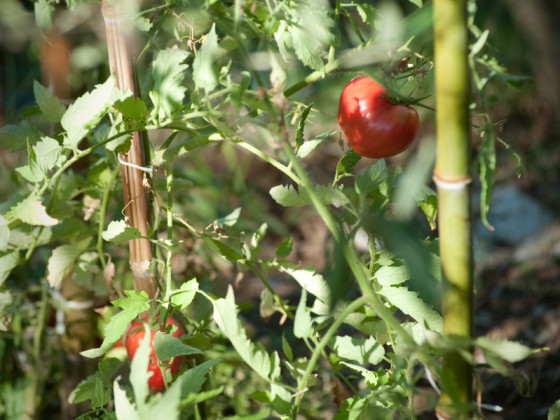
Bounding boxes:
[433,0,474,417]
[102,0,157,298]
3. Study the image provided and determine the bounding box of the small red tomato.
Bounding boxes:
[338,76,419,158]
[125,316,185,392]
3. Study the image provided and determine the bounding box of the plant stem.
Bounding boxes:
[97,163,121,268]
[433,0,474,416]
[292,296,366,415]
[164,158,174,301]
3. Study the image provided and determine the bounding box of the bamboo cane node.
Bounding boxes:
[432,173,472,191]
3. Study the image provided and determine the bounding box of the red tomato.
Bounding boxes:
[125,316,185,392]
[338,76,419,158]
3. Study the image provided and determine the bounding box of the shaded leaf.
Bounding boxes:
[33,81,66,122]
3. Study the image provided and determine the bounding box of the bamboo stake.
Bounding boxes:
[101,0,158,298]
[433,0,474,418]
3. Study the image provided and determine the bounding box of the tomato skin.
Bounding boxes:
[124,316,185,392]
[338,76,419,158]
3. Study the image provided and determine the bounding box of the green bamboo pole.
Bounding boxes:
[433,0,473,418]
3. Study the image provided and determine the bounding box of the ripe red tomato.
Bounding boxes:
[338,76,419,158]
[125,316,185,392]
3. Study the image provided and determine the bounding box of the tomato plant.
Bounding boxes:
[125,317,185,392]
[338,76,419,158]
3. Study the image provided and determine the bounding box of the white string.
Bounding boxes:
[118,155,153,174]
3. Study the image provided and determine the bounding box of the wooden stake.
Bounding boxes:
[102,0,158,298]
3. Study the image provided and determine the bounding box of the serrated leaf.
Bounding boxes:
[216,207,241,228]
[419,190,438,230]
[211,286,276,381]
[0,252,20,285]
[297,130,336,158]
[33,81,66,122]
[193,24,219,92]
[146,376,182,419]
[355,160,389,194]
[375,265,409,286]
[34,136,65,174]
[379,285,442,332]
[294,289,312,339]
[61,76,115,148]
[114,380,140,420]
[332,335,385,365]
[270,185,309,207]
[102,220,143,244]
[106,113,132,153]
[202,236,243,262]
[0,216,9,251]
[81,290,149,359]
[8,197,58,227]
[0,121,41,150]
[113,96,148,121]
[180,359,220,396]
[475,336,533,363]
[150,49,189,120]
[154,332,203,361]
[335,149,361,182]
[478,131,496,230]
[276,0,334,71]
[170,279,198,310]
[295,104,313,149]
[46,243,85,287]
[282,266,331,305]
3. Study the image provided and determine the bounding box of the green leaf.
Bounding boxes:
[146,377,182,420]
[215,207,241,228]
[154,332,203,361]
[34,0,54,29]
[478,131,496,230]
[282,266,331,305]
[475,337,533,363]
[106,113,132,153]
[150,48,189,120]
[275,237,293,258]
[7,197,58,227]
[81,290,150,359]
[114,380,140,420]
[375,265,409,286]
[15,142,43,183]
[332,335,385,365]
[33,81,66,122]
[102,220,143,244]
[294,289,312,339]
[180,359,220,397]
[47,241,89,287]
[0,121,41,150]
[548,400,560,420]
[282,335,294,362]
[335,149,361,182]
[211,286,277,381]
[170,279,198,310]
[295,104,313,149]
[379,285,442,332]
[355,160,389,194]
[61,76,115,148]
[0,215,9,251]
[408,0,422,7]
[419,190,438,230]
[192,24,219,92]
[275,0,334,72]
[114,96,148,121]
[297,130,336,159]
[202,236,243,262]
[34,136,65,174]
[0,251,20,286]
[270,185,309,207]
